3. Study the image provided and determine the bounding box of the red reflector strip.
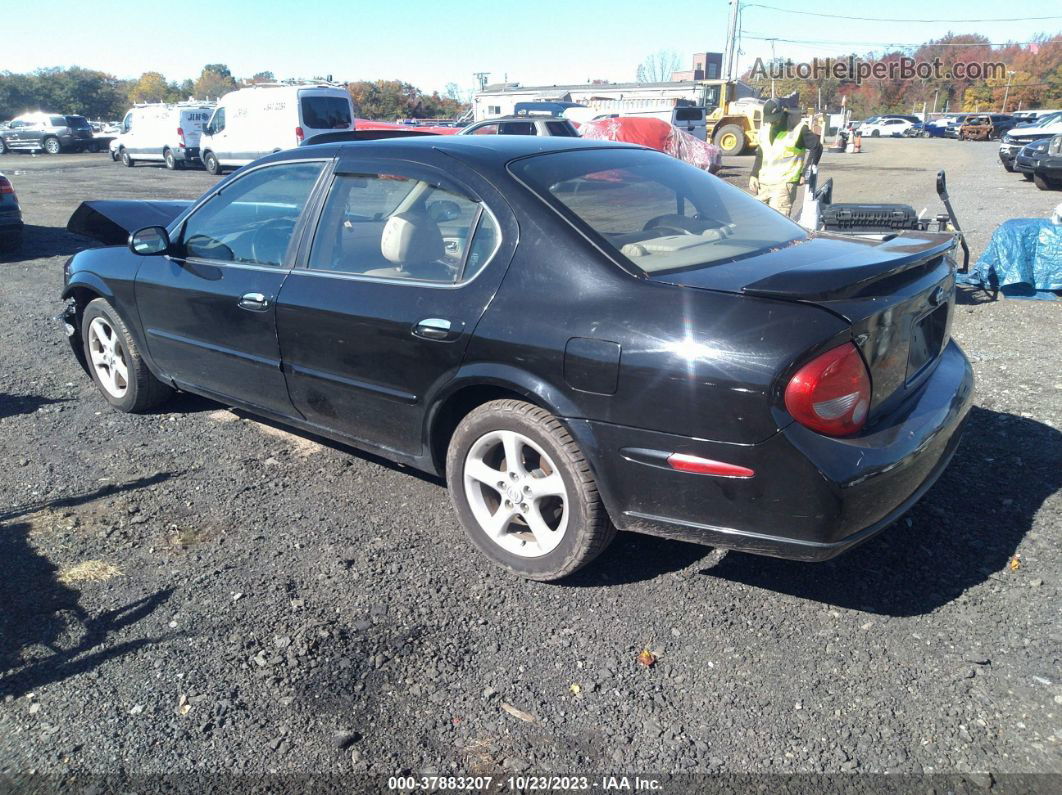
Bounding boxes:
[667,453,755,478]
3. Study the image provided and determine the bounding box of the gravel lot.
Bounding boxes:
[0,140,1059,786]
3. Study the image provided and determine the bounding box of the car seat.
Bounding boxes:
[363,211,452,281]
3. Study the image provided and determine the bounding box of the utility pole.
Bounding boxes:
[1001,70,1015,113]
[931,87,940,114]
[473,72,490,91]
[722,0,740,82]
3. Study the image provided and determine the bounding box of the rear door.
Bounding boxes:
[135,158,328,414]
[180,108,211,149]
[297,90,354,141]
[275,153,517,456]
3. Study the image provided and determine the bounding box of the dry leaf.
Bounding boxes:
[637,648,657,668]
[1009,556,1021,571]
[500,702,536,723]
[569,683,582,696]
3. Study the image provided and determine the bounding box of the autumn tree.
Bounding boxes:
[193,64,237,100]
[128,71,170,103]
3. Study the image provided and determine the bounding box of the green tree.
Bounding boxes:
[193,64,237,100]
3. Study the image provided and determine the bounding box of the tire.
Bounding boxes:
[871,130,880,138]
[203,150,221,176]
[43,137,61,155]
[121,148,134,167]
[81,298,173,413]
[110,148,120,162]
[0,138,8,155]
[1033,174,1057,191]
[163,148,183,170]
[712,124,746,156]
[445,399,616,581]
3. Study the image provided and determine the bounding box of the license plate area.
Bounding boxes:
[907,303,949,381]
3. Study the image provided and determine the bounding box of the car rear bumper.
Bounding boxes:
[570,339,974,561]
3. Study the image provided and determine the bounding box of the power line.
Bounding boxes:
[742,33,1047,48]
[741,4,1062,23]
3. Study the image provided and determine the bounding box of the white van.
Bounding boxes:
[199,84,354,174]
[113,103,216,169]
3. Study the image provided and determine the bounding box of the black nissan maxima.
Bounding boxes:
[61,137,973,581]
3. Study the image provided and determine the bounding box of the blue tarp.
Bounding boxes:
[958,218,1062,299]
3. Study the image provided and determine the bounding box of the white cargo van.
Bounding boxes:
[113,103,216,169]
[199,83,354,174]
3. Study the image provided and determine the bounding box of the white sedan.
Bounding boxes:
[858,118,915,137]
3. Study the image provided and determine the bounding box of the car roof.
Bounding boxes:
[291,134,641,166]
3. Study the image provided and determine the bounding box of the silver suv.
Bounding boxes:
[458,117,579,137]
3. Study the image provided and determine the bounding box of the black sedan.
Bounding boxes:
[60,137,973,580]
[1015,137,1053,181]
[1032,134,1062,190]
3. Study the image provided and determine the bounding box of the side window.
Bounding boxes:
[208,108,225,134]
[471,123,499,135]
[546,121,577,137]
[497,121,536,135]
[50,116,67,127]
[122,112,133,133]
[308,172,500,284]
[179,161,324,267]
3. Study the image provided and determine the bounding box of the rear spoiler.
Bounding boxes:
[742,234,957,301]
[67,199,192,245]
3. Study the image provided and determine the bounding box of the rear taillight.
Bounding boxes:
[0,177,13,195]
[784,342,871,437]
[177,127,186,147]
[295,126,305,143]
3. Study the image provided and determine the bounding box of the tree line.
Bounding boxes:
[740,34,1061,117]
[0,65,471,121]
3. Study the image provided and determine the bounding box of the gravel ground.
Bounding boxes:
[0,141,1059,786]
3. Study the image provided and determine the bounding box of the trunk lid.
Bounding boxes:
[652,230,959,415]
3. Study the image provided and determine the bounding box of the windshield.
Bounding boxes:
[300,95,352,130]
[510,148,806,275]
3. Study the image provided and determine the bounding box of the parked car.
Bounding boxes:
[60,137,973,581]
[958,114,1016,141]
[858,118,915,137]
[1032,134,1062,190]
[458,116,580,137]
[112,103,216,169]
[998,111,1062,171]
[199,83,354,175]
[1014,137,1053,181]
[0,112,95,154]
[0,171,23,253]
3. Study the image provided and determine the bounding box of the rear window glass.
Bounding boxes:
[300,96,352,130]
[510,148,805,275]
[674,108,704,122]
[50,116,67,127]
[66,116,91,128]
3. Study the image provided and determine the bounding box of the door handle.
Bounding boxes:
[238,292,269,311]
[412,317,458,341]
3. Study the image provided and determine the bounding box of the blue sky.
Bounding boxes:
[3,0,1057,94]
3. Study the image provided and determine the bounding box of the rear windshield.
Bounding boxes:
[66,115,91,128]
[300,96,352,130]
[674,107,704,122]
[510,148,805,275]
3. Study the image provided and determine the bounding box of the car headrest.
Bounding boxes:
[380,211,444,265]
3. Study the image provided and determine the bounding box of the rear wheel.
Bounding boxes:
[0,138,8,155]
[163,148,182,170]
[43,137,61,155]
[203,150,222,176]
[121,148,135,167]
[82,298,173,412]
[445,399,616,581]
[871,130,880,137]
[713,124,746,156]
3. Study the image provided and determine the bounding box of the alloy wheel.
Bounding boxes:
[87,317,129,398]
[463,429,569,557]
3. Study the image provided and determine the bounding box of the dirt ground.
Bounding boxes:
[0,139,1059,786]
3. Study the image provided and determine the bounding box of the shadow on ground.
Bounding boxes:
[0,473,178,699]
[0,393,70,420]
[0,225,92,262]
[699,407,1059,616]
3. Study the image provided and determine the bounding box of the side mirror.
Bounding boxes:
[129,226,170,256]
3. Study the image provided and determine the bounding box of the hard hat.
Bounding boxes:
[762,99,786,126]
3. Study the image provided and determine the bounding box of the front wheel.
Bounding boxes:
[202,150,222,176]
[713,124,746,156]
[43,137,61,155]
[445,399,616,581]
[81,298,173,412]
[121,148,135,167]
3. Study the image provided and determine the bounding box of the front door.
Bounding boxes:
[135,159,327,415]
[276,156,516,456]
